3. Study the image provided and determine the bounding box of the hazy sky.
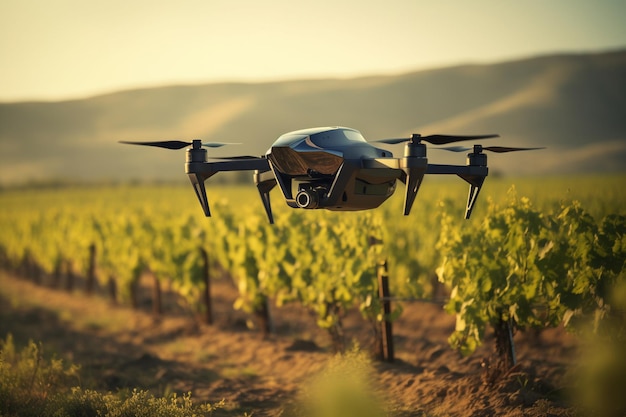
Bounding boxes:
[1,0,625,102]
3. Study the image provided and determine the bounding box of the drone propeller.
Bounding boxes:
[438,145,546,153]
[118,140,241,150]
[434,145,469,152]
[211,155,263,160]
[375,133,499,146]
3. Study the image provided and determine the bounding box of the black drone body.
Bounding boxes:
[122,126,542,223]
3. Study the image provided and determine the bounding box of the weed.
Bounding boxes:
[0,334,225,417]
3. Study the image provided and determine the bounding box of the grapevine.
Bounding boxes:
[0,178,624,357]
[437,188,625,372]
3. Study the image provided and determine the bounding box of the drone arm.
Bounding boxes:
[188,172,213,217]
[254,170,276,224]
[361,157,427,215]
[426,164,486,175]
[186,158,271,175]
[400,157,428,216]
[186,158,271,217]
[426,164,489,219]
[461,175,485,219]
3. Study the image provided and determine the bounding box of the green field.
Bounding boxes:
[1,174,624,298]
[1,174,625,416]
[1,174,623,315]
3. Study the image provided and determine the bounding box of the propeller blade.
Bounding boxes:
[436,146,471,152]
[203,142,242,148]
[421,134,499,145]
[119,140,191,150]
[374,137,410,145]
[436,145,546,153]
[374,134,499,145]
[483,146,546,153]
[119,140,241,149]
[210,155,262,160]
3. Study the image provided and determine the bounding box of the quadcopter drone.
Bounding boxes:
[121,126,542,223]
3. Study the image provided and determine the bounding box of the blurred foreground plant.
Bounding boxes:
[0,334,224,417]
[295,346,386,417]
[571,277,626,416]
[0,334,80,416]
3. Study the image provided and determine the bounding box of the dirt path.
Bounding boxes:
[0,271,578,416]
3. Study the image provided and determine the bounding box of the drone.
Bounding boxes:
[121,126,542,223]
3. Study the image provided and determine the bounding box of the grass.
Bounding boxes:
[0,334,226,417]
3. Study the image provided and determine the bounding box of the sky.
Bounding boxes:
[1,0,625,102]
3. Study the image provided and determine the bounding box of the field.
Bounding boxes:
[1,175,625,416]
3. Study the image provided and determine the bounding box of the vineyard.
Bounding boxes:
[1,175,625,415]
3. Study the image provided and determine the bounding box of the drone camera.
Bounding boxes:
[296,189,319,209]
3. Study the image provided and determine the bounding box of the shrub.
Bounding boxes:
[0,335,223,417]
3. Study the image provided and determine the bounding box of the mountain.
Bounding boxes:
[1,49,625,185]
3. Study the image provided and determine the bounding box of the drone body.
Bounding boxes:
[122,126,542,223]
[265,127,398,212]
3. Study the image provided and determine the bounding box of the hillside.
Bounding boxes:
[1,49,625,185]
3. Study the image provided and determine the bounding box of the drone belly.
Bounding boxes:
[326,168,398,211]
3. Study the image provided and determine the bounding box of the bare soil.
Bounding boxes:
[0,271,579,416]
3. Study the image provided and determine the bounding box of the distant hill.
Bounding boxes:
[1,49,625,185]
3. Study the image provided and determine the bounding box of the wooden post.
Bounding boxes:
[377,260,394,362]
[199,248,213,325]
[26,251,41,285]
[86,243,97,295]
[64,260,74,293]
[129,276,139,309]
[107,275,117,304]
[255,297,272,339]
[152,272,162,316]
[31,261,42,285]
[52,258,62,288]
